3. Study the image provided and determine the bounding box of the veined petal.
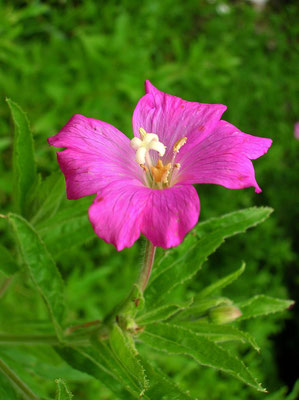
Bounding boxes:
[88,182,199,250]
[177,120,272,193]
[132,81,227,163]
[141,185,200,248]
[48,114,142,199]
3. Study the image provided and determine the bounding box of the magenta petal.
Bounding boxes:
[141,185,200,248]
[132,81,227,162]
[89,182,199,251]
[48,114,142,199]
[88,181,149,251]
[178,120,272,193]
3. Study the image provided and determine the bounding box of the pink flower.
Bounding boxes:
[294,122,299,140]
[48,81,272,251]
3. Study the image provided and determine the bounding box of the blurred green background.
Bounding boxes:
[0,0,298,399]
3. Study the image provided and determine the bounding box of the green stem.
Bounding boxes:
[0,357,40,400]
[137,239,156,291]
[0,334,89,346]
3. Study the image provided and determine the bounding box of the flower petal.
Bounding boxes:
[88,181,149,251]
[177,120,272,193]
[141,185,200,248]
[88,182,199,250]
[132,81,227,163]
[48,114,142,199]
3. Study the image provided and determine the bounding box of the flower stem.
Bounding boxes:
[137,239,156,291]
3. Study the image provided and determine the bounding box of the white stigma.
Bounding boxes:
[131,128,166,165]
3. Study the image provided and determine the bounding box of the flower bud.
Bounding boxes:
[209,305,242,324]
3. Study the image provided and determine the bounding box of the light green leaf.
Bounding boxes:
[0,244,19,276]
[31,172,65,226]
[137,300,192,325]
[146,207,272,307]
[6,99,37,216]
[175,322,260,352]
[57,345,136,399]
[109,324,148,395]
[141,322,265,392]
[238,295,294,320]
[140,358,193,400]
[8,213,64,338]
[0,357,39,400]
[196,262,246,299]
[55,378,73,400]
[36,198,94,256]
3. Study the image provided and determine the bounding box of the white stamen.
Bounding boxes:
[131,128,166,166]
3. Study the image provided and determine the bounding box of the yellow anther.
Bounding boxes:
[140,164,148,172]
[174,163,181,170]
[151,159,171,184]
[139,127,147,139]
[173,137,187,153]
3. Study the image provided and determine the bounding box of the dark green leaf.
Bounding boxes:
[6,99,37,216]
[238,295,294,320]
[141,322,265,392]
[8,213,64,338]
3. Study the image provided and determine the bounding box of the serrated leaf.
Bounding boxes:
[55,378,73,400]
[140,358,193,400]
[7,213,64,339]
[146,207,272,307]
[56,345,136,399]
[6,99,37,216]
[175,322,260,352]
[141,322,265,392]
[237,295,294,320]
[109,324,148,395]
[0,244,19,276]
[197,262,246,299]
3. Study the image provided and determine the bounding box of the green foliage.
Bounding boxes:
[55,378,73,400]
[0,1,297,399]
[7,213,65,339]
[6,99,37,216]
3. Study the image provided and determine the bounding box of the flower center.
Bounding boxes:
[130,128,187,189]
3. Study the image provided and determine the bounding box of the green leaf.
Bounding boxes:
[196,262,246,299]
[140,358,193,400]
[0,374,19,400]
[7,213,65,338]
[30,172,66,226]
[109,324,148,395]
[55,378,73,400]
[238,295,294,320]
[175,322,260,352]
[57,345,136,399]
[6,99,37,216]
[0,244,19,276]
[0,357,39,400]
[137,299,193,325]
[146,207,272,307]
[141,322,265,392]
[36,198,94,256]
